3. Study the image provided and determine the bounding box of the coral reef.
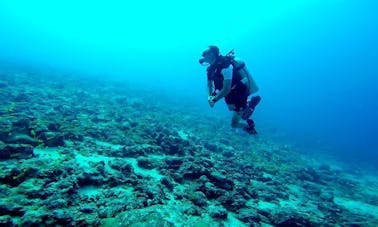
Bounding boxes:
[0,71,377,226]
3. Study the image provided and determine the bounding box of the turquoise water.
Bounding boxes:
[0,1,378,164]
[1,1,376,166]
[0,1,378,167]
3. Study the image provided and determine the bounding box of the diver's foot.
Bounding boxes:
[244,119,258,135]
[244,127,258,135]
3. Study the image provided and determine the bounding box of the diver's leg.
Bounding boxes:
[245,119,257,134]
[242,95,261,120]
[245,96,260,134]
[227,92,257,133]
[231,111,248,129]
[230,111,257,134]
[249,95,261,110]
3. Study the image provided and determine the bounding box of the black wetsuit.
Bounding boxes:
[207,56,249,111]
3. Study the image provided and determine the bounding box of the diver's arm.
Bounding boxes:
[212,65,233,102]
[213,79,231,102]
[207,80,216,107]
[207,80,214,96]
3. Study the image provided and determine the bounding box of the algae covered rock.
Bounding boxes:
[0,118,13,139]
[100,205,174,227]
[207,171,234,190]
[137,157,158,169]
[209,206,228,220]
[0,144,34,160]
[6,133,38,146]
[237,208,261,224]
[164,158,183,170]
[187,191,208,207]
[39,131,65,147]
[0,167,38,187]
[198,181,225,199]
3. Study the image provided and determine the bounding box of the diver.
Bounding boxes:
[199,45,261,134]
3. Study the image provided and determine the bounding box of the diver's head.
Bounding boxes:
[199,45,220,65]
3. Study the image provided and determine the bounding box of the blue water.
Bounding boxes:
[0,0,377,167]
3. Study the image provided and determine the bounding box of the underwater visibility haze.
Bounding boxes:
[0,0,378,226]
[1,0,377,164]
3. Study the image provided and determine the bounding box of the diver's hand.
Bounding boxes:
[208,96,215,108]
